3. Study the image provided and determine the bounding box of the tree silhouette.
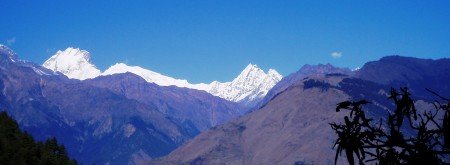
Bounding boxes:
[0,111,77,165]
[331,87,450,164]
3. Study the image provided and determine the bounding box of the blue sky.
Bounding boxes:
[1,1,450,83]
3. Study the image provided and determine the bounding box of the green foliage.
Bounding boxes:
[0,111,77,165]
[331,88,450,164]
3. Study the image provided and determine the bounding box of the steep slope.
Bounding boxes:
[158,75,427,164]
[158,76,359,164]
[208,64,282,107]
[86,73,243,131]
[254,63,352,110]
[0,46,198,164]
[43,47,101,80]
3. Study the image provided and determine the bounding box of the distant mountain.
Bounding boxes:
[157,56,449,164]
[254,63,352,110]
[43,47,283,107]
[43,47,101,80]
[208,64,282,107]
[103,63,282,107]
[355,55,450,98]
[0,45,240,164]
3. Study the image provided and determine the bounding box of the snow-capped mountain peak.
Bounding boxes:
[268,69,282,80]
[207,64,282,106]
[43,47,101,80]
[234,64,265,81]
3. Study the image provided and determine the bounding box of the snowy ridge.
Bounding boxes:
[42,47,283,105]
[43,47,101,80]
[0,44,18,62]
[102,63,209,90]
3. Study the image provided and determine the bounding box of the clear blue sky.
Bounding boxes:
[1,0,450,83]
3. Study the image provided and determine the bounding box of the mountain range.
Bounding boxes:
[253,63,353,111]
[43,47,283,107]
[0,45,241,164]
[3,44,450,164]
[157,56,450,164]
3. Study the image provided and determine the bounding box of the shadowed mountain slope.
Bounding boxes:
[253,64,352,111]
[355,55,450,98]
[0,57,195,164]
[86,73,243,131]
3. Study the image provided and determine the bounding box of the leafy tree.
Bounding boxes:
[331,87,450,164]
[0,111,77,165]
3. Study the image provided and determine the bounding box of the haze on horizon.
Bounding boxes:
[1,0,450,83]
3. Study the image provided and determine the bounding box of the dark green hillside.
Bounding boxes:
[0,111,77,165]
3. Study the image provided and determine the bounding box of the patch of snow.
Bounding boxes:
[124,123,136,138]
[32,66,53,76]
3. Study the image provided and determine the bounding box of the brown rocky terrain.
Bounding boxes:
[157,76,354,164]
